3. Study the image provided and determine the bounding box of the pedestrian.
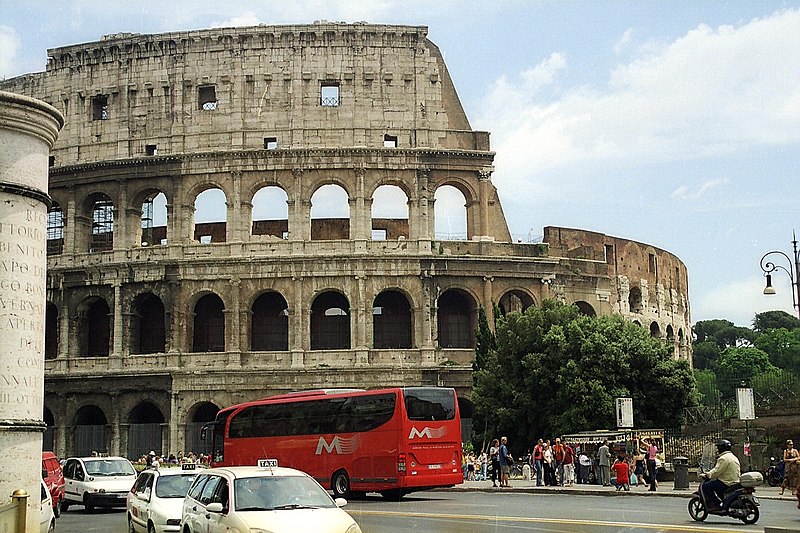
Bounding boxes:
[578,449,591,484]
[532,439,544,486]
[781,439,800,509]
[467,452,476,481]
[562,441,575,487]
[499,436,513,487]
[543,440,556,486]
[643,437,658,491]
[598,440,611,486]
[553,438,565,485]
[478,451,488,481]
[610,455,631,491]
[489,438,501,487]
[633,447,646,487]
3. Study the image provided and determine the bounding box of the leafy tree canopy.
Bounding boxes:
[754,327,800,374]
[693,319,754,349]
[472,300,697,455]
[752,310,800,333]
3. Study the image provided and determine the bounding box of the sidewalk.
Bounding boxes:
[448,478,793,501]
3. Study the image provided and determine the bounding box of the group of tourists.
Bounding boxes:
[470,435,661,491]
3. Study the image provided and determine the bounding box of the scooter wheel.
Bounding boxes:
[737,499,759,525]
[688,496,707,522]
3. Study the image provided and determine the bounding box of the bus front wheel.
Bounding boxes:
[332,470,350,499]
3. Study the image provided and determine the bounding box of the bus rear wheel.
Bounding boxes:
[332,470,350,499]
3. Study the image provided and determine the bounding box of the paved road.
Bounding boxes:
[54,489,800,533]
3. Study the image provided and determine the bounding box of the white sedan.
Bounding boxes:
[181,465,362,533]
[127,465,198,533]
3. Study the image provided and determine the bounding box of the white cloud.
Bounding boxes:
[210,14,263,28]
[671,177,729,200]
[0,25,20,79]
[477,9,800,203]
[614,28,634,54]
[693,275,796,327]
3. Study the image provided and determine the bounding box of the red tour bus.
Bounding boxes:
[208,387,463,500]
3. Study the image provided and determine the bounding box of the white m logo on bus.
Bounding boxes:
[408,426,446,439]
[315,435,357,455]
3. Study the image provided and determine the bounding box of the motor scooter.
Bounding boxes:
[765,457,785,487]
[688,470,763,525]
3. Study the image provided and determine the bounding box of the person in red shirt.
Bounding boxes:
[562,443,575,486]
[611,455,631,491]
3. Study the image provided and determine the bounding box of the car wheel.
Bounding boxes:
[53,499,60,518]
[83,494,95,513]
[331,470,350,499]
[148,522,157,533]
[688,496,707,522]
[48,519,55,533]
[128,517,136,533]
[60,499,70,513]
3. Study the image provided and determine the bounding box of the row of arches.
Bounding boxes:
[43,402,218,458]
[45,287,554,358]
[46,182,473,254]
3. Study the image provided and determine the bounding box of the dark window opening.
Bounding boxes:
[81,298,110,357]
[264,137,278,150]
[605,244,614,264]
[629,286,643,314]
[47,205,64,255]
[145,144,157,156]
[92,95,109,120]
[437,290,475,348]
[498,290,534,315]
[649,253,657,274]
[383,134,398,148]
[199,86,218,111]
[193,294,225,352]
[91,196,114,252]
[48,156,55,167]
[251,292,289,351]
[373,290,412,349]
[321,83,340,107]
[45,303,58,359]
[575,301,596,317]
[311,292,350,350]
[131,293,166,354]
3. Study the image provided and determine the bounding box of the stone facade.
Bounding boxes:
[0,23,691,459]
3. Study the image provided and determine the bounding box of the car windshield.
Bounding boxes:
[84,459,135,476]
[234,476,336,511]
[155,474,196,498]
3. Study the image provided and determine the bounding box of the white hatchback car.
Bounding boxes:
[40,478,56,533]
[127,464,198,533]
[61,456,137,512]
[180,465,362,533]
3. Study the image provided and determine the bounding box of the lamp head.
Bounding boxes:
[763,274,776,295]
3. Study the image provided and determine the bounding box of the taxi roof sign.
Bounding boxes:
[258,459,278,468]
[181,462,197,470]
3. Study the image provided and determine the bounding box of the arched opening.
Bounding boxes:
[628,286,643,314]
[311,184,350,240]
[650,321,661,338]
[373,290,412,349]
[434,185,467,240]
[78,297,110,357]
[46,203,64,255]
[43,406,55,452]
[185,402,219,456]
[498,290,534,315]
[73,405,108,456]
[251,292,289,351]
[128,402,165,459]
[193,294,225,352]
[457,397,475,444]
[437,289,476,348]
[666,324,675,343]
[311,291,351,350]
[89,193,114,252]
[371,185,409,240]
[131,293,166,354]
[575,301,596,317]
[141,191,168,246]
[194,188,227,243]
[45,302,58,359]
[251,186,289,238]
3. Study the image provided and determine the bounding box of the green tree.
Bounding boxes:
[472,300,697,455]
[752,310,800,333]
[692,341,721,370]
[714,346,775,396]
[473,306,496,371]
[754,327,800,374]
[693,319,754,349]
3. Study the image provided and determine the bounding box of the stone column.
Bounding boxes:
[0,90,63,533]
[478,169,491,237]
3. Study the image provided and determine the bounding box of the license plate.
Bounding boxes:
[428,464,441,469]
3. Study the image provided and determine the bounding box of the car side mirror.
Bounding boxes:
[334,497,347,508]
[206,502,224,513]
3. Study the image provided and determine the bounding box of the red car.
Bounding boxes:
[42,452,65,517]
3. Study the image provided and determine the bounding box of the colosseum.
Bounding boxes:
[0,22,691,459]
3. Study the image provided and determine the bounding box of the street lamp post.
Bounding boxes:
[759,230,800,320]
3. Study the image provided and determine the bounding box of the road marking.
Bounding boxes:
[348,509,748,532]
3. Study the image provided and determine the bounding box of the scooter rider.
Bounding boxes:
[701,439,741,512]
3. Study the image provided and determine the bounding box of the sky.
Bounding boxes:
[1,0,798,327]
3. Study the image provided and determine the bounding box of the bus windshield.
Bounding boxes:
[404,387,456,421]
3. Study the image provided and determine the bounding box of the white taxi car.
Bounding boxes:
[40,478,56,533]
[180,463,362,533]
[62,456,137,512]
[127,464,198,533]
